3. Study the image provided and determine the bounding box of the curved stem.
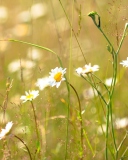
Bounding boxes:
[81,75,108,106]
[68,83,84,159]
[31,101,39,141]
[14,134,32,160]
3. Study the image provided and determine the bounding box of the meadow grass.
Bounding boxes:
[0,0,128,160]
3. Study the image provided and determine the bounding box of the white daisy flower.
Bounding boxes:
[48,67,66,88]
[76,63,99,75]
[0,121,13,140]
[35,77,49,90]
[20,90,39,103]
[120,57,128,67]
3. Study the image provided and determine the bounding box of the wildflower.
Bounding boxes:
[120,57,128,67]
[0,6,8,23]
[31,3,47,19]
[115,117,128,129]
[76,63,99,75]
[105,77,117,87]
[35,77,49,90]
[8,59,35,73]
[0,121,13,140]
[20,90,39,103]
[83,87,98,99]
[27,48,42,61]
[48,67,66,88]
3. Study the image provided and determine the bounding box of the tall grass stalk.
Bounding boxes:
[58,0,87,63]
[30,102,40,149]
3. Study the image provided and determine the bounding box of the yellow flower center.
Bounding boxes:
[54,72,62,82]
[26,94,34,100]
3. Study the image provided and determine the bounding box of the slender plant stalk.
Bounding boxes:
[81,75,107,105]
[30,101,39,141]
[68,83,84,159]
[69,81,95,157]
[30,101,40,160]
[58,0,87,63]
[14,135,32,160]
[65,89,70,160]
[120,146,128,159]
[116,132,128,159]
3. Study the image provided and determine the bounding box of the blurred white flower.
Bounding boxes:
[120,57,128,67]
[35,77,49,90]
[17,11,31,23]
[0,121,13,140]
[27,48,42,60]
[17,3,47,22]
[115,117,128,129]
[83,87,98,99]
[48,67,66,88]
[76,63,99,75]
[0,39,9,52]
[105,77,117,87]
[8,59,36,73]
[0,6,8,23]
[31,3,47,19]
[20,90,39,103]
[97,124,106,135]
[13,24,31,37]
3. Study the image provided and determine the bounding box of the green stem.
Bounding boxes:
[65,89,70,160]
[9,39,63,67]
[120,146,128,159]
[68,83,84,159]
[81,75,107,105]
[31,101,39,141]
[116,132,128,159]
[14,135,33,160]
[116,24,128,55]
[105,104,110,160]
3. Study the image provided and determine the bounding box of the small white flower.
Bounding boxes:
[35,77,49,90]
[0,6,8,23]
[20,90,39,103]
[27,48,42,60]
[120,57,128,67]
[105,77,117,87]
[8,59,36,73]
[48,67,66,88]
[115,117,128,129]
[31,3,47,19]
[0,121,13,140]
[83,87,98,99]
[76,63,99,75]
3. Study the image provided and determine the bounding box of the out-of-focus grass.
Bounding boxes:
[0,0,128,159]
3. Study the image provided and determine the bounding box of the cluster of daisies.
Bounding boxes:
[0,57,128,140]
